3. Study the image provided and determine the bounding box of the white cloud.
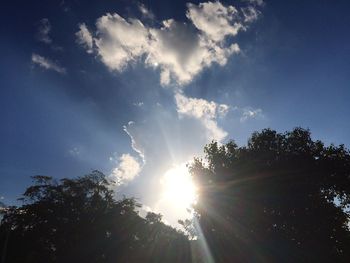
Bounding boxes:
[76,1,260,86]
[110,154,141,184]
[175,92,229,141]
[147,18,240,85]
[240,107,263,122]
[68,147,80,156]
[31,53,66,74]
[94,13,150,71]
[36,18,52,44]
[218,104,230,116]
[244,0,265,7]
[186,1,240,42]
[76,23,94,53]
[138,3,155,20]
[241,6,260,23]
[175,93,228,119]
[133,102,144,107]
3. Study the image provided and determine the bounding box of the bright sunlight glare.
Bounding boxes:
[160,164,197,210]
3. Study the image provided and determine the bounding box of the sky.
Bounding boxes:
[1,0,350,226]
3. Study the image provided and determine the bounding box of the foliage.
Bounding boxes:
[2,128,350,262]
[0,171,191,263]
[190,128,350,262]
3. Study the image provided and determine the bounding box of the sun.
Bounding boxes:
[160,164,197,210]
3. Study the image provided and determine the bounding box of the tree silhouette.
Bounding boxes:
[0,171,191,263]
[2,128,350,262]
[190,128,350,262]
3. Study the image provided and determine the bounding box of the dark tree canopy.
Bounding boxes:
[2,128,350,263]
[0,171,191,263]
[190,128,350,262]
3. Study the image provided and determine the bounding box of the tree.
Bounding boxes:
[190,128,350,262]
[0,171,191,263]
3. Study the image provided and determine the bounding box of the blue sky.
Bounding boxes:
[1,0,350,226]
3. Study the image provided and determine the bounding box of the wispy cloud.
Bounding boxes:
[68,147,80,157]
[241,6,261,23]
[133,102,144,107]
[175,92,229,141]
[76,1,261,86]
[240,107,264,122]
[108,121,146,186]
[75,24,94,54]
[244,0,265,7]
[36,18,52,44]
[35,18,63,51]
[138,3,155,20]
[60,0,70,12]
[123,121,146,164]
[31,53,66,74]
